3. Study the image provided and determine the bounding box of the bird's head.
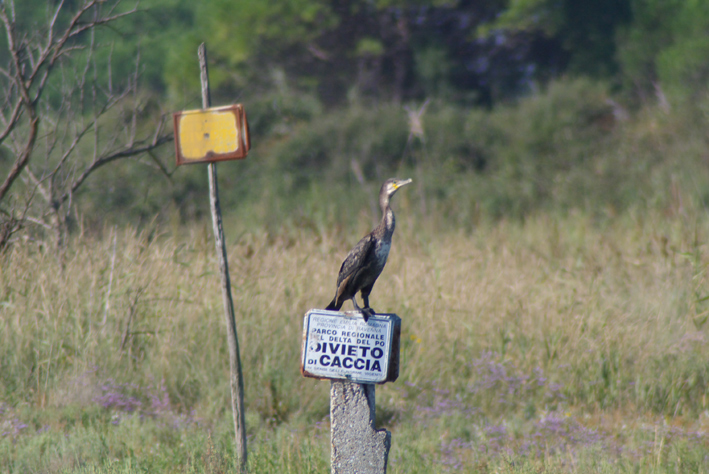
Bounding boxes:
[382,178,413,198]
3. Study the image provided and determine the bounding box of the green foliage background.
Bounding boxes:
[5,0,709,231]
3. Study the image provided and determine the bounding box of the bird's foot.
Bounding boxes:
[361,307,376,322]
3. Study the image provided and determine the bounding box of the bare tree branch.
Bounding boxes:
[0,115,38,202]
[60,131,173,205]
[0,0,173,251]
[0,98,24,144]
[146,150,174,180]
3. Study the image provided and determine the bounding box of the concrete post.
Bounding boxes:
[330,381,391,474]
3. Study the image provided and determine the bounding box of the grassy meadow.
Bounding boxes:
[4,80,709,472]
[2,203,709,472]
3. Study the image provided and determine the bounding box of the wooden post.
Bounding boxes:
[199,43,247,472]
[331,381,391,473]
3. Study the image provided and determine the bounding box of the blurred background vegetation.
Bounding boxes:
[5,2,709,471]
[4,0,709,239]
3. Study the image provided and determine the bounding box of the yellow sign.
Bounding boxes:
[173,104,250,165]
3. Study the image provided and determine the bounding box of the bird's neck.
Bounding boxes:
[379,199,395,239]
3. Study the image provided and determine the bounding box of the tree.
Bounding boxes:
[484,0,632,79]
[0,0,172,251]
[173,0,513,105]
[617,0,709,103]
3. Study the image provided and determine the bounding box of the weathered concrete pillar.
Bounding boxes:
[330,381,391,474]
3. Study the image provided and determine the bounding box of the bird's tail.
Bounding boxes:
[325,299,341,311]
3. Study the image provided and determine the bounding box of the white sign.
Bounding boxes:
[301,310,397,384]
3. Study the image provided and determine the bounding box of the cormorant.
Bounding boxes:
[325,178,412,321]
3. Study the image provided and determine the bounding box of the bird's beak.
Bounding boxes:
[395,178,413,190]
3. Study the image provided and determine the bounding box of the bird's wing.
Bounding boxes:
[336,233,376,288]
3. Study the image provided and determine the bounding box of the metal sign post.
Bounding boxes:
[301,310,401,473]
[173,43,249,472]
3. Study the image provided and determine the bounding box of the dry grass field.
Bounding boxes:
[2,203,709,472]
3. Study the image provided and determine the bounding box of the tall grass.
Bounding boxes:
[2,197,709,471]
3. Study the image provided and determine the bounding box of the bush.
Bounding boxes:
[66,77,709,234]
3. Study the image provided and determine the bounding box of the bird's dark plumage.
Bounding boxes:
[326,178,412,321]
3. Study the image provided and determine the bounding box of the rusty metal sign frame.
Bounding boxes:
[301,309,401,384]
[173,104,250,165]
